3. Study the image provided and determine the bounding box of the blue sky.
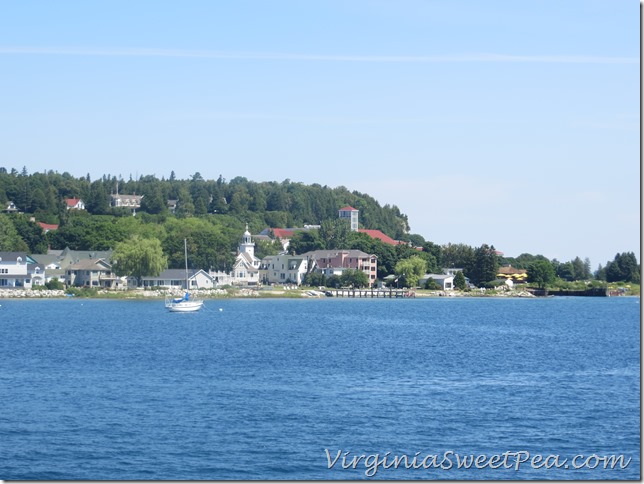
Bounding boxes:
[0,1,639,268]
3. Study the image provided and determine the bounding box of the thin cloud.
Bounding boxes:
[0,46,637,64]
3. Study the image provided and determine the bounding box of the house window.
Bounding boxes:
[0,279,6,286]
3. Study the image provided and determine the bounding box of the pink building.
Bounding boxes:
[304,249,378,287]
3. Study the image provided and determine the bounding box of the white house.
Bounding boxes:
[65,198,85,210]
[141,269,215,290]
[2,201,18,213]
[420,274,455,290]
[0,252,42,289]
[209,270,234,286]
[231,225,262,285]
[111,193,143,215]
[259,254,309,286]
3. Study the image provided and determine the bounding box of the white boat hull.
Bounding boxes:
[165,298,204,312]
[165,239,204,312]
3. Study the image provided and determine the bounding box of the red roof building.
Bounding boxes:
[37,222,59,233]
[271,228,295,239]
[65,198,85,210]
[358,229,404,246]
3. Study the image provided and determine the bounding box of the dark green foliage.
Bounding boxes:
[9,214,49,253]
[86,180,111,214]
[303,271,326,287]
[140,183,167,215]
[0,214,29,251]
[45,279,65,290]
[556,261,576,281]
[441,243,474,270]
[453,270,466,290]
[466,244,499,286]
[527,260,556,289]
[326,275,342,288]
[288,230,324,254]
[340,269,369,288]
[424,278,441,290]
[254,239,282,260]
[603,252,640,283]
[0,169,409,247]
[501,253,550,270]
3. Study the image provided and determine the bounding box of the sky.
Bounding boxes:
[0,0,639,268]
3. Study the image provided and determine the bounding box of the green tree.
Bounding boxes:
[527,260,556,289]
[86,180,111,214]
[303,271,326,287]
[140,183,167,215]
[453,270,466,290]
[571,256,590,280]
[0,214,29,251]
[340,268,369,288]
[9,214,48,253]
[556,261,575,281]
[394,255,427,288]
[288,230,324,254]
[319,219,350,250]
[467,244,499,286]
[175,186,195,217]
[441,243,474,269]
[605,252,639,283]
[112,235,167,287]
[255,238,283,260]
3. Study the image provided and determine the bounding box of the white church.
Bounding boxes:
[231,225,262,285]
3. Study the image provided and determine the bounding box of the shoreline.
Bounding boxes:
[1,287,637,300]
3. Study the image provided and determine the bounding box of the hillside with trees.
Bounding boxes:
[0,167,638,288]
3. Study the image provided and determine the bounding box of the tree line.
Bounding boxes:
[0,168,409,240]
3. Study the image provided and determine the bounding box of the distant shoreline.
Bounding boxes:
[1,287,637,300]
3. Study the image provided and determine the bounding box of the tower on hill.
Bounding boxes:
[338,206,359,232]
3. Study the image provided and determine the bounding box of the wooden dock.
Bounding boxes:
[329,288,416,298]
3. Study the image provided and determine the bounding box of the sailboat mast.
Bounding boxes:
[184,238,189,290]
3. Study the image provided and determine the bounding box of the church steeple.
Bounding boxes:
[240,224,254,257]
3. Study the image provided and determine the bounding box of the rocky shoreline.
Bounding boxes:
[0,287,537,299]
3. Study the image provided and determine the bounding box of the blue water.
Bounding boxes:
[0,297,639,480]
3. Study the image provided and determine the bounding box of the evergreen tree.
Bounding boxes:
[467,244,499,286]
[0,214,29,251]
[140,183,167,215]
[453,270,467,290]
[605,252,639,283]
[86,180,110,214]
[175,186,195,217]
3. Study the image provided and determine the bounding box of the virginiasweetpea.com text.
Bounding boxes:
[325,449,632,477]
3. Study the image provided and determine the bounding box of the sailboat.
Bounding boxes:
[165,239,204,312]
